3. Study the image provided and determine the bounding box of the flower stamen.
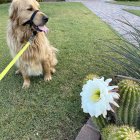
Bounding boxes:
[91,89,101,102]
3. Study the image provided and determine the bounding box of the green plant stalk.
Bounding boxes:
[92,115,108,130]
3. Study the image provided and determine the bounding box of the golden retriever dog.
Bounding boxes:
[7,0,58,88]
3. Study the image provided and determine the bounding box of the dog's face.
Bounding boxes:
[9,0,48,30]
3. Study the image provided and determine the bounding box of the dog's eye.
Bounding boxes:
[27,7,33,11]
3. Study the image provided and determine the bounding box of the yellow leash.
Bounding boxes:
[0,33,35,81]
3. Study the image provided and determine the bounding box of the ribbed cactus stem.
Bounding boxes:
[129,87,136,126]
[102,125,140,140]
[117,86,129,124]
[116,80,140,129]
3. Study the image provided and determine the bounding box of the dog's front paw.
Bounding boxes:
[44,75,52,82]
[22,81,30,89]
[51,68,56,74]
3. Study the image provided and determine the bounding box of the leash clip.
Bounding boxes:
[29,31,37,44]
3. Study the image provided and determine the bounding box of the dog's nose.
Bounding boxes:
[43,16,49,23]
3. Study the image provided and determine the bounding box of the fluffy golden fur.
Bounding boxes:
[7,0,58,88]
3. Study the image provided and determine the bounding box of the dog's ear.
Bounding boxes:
[9,0,18,21]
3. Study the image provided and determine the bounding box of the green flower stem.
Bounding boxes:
[92,115,108,130]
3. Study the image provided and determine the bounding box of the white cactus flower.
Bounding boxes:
[80,77,120,118]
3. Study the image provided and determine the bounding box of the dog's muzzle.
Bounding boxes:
[22,10,49,32]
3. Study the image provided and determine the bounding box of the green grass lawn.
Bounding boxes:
[0,2,121,140]
[124,9,140,17]
[107,1,140,7]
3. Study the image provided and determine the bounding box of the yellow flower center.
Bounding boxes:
[90,89,101,102]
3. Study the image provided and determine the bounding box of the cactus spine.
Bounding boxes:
[116,80,140,129]
[102,125,140,140]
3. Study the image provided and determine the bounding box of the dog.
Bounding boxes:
[7,0,58,88]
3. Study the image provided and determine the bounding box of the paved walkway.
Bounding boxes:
[66,0,140,43]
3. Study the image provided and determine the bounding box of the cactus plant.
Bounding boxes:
[102,125,140,140]
[116,79,140,129]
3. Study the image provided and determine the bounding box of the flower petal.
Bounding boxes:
[107,86,118,91]
[110,100,119,107]
[105,78,112,85]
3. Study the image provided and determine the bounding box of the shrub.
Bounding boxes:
[97,20,140,82]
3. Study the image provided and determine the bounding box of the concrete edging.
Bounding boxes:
[75,118,102,140]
